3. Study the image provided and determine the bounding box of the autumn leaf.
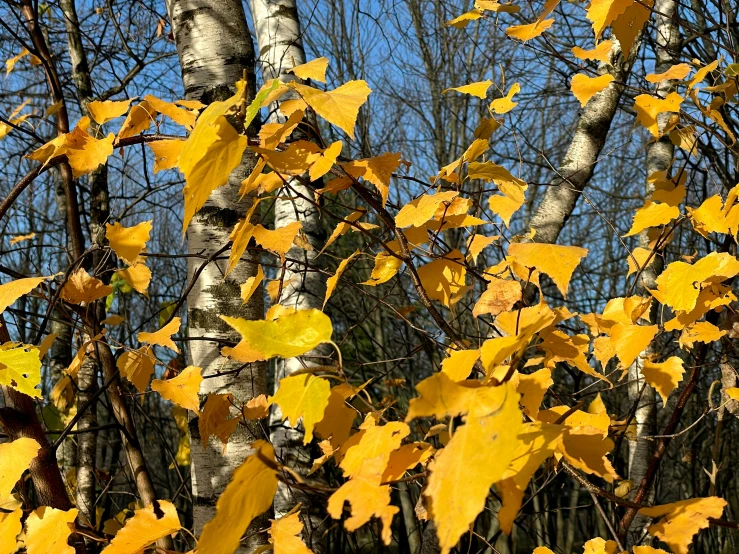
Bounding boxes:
[639,497,727,554]
[221,308,332,363]
[116,263,152,295]
[489,83,520,114]
[105,220,152,264]
[151,365,203,413]
[242,394,270,420]
[641,357,685,405]
[473,277,522,317]
[609,323,658,368]
[508,242,588,297]
[443,80,492,99]
[395,191,458,228]
[61,269,113,304]
[270,373,331,443]
[147,138,185,173]
[634,92,684,137]
[101,500,180,554]
[583,537,618,554]
[441,348,480,382]
[199,393,240,450]
[269,510,314,554]
[117,100,154,139]
[144,94,197,129]
[446,9,484,28]
[241,264,264,305]
[0,507,22,554]
[24,506,78,554]
[87,98,135,125]
[117,346,156,393]
[517,368,553,419]
[288,57,329,83]
[571,73,614,107]
[138,317,181,353]
[572,40,613,63]
[624,201,680,236]
[506,19,555,41]
[646,63,692,83]
[291,80,371,139]
[0,438,40,505]
[0,342,42,398]
[196,440,279,554]
[417,250,467,307]
[361,252,403,286]
[325,250,360,308]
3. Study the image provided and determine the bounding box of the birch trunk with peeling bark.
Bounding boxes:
[166,1,268,547]
[250,1,328,548]
[625,0,679,544]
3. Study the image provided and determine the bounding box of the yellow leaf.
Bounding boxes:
[105,220,152,265]
[624,201,680,236]
[309,140,342,181]
[101,500,180,554]
[288,57,329,83]
[87,98,135,125]
[572,40,613,63]
[24,507,78,554]
[270,374,331,443]
[447,9,484,28]
[571,73,614,107]
[117,346,155,393]
[646,63,692,83]
[180,82,248,232]
[325,250,359,308]
[199,393,239,450]
[517,368,552,418]
[197,441,279,554]
[508,243,588,297]
[473,277,521,317]
[221,308,332,363]
[269,510,313,554]
[687,59,719,90]
[468,161,528,207]
[505,19,554,41]
[641,357,685,405]
[138,317,181,353]
[314,383,357,449]
[687,195,728,237]
[0,508,22,554]
[151,366,203,413]
[639,497,727,554]
[241,265,264,305]
[116,263,151,295]
[381,442,434,482]
[0,438,40,505]
[425,382,521,553]
[361,251,403,286]
[583,537,618,554]
[340,421,410,479]
[9,232,35,245]
[395,191,458,229]
[634,92,684,137]
[609,323,658,368]
[466,234,498,263]
[0,343,42,398]
[417,250,467,307]
[61,269,112,304]
[489,83,520,114]
[653,252,739,312]
[143,94,197,129]
[633,547,670,554]
[611,0,653,55]
[627,247,654,277]
[147,138,185,173]
[37,332,57,359]
[679,320,726,349]
[441,348,480,382]
[443,80,493,99]
[292,80,371,139]
[327,456,398,544]
[340,152,402,206]
[172,406,191,467]
[254,222,303,261]
[489,193,524,226]
[242,394,270,420]
[588,392,607,414]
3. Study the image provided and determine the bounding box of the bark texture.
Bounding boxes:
[167,0,269,548]
[250,1,328,548]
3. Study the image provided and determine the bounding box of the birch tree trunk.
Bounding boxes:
[625,0,679,544]
[167,1,269,548]
[526,40,638,244]
[250,1,328,548]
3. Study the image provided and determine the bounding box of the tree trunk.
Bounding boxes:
[625,0,678,545]
[166,1,269,548]
[250,0,328,548]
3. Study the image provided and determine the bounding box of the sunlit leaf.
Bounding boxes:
[151,365,203,413]
[639,497,727,554]
[100,501,180,554]
[270,373,331,443]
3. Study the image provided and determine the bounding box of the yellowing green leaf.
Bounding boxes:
[288,57,329,83]
[0,342,42,398]
[270,374,331,443]
[0,438,40,505]
[571,73,614,107]
[639,497,727,554]
[508,242,588,297]
[196,440,279,554]
[151,366,203,413]
[105,220,152,265]
[292,81,371,139]
[24,506,78,554]
[101,501,180,554]
[221,308,332,363]
[641,357,685,405]
[443,80,492,99]
[138,317,181,353]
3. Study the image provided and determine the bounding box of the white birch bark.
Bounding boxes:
[250,1,328,547]
[626,0,679,544]
[167,1,268,548]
